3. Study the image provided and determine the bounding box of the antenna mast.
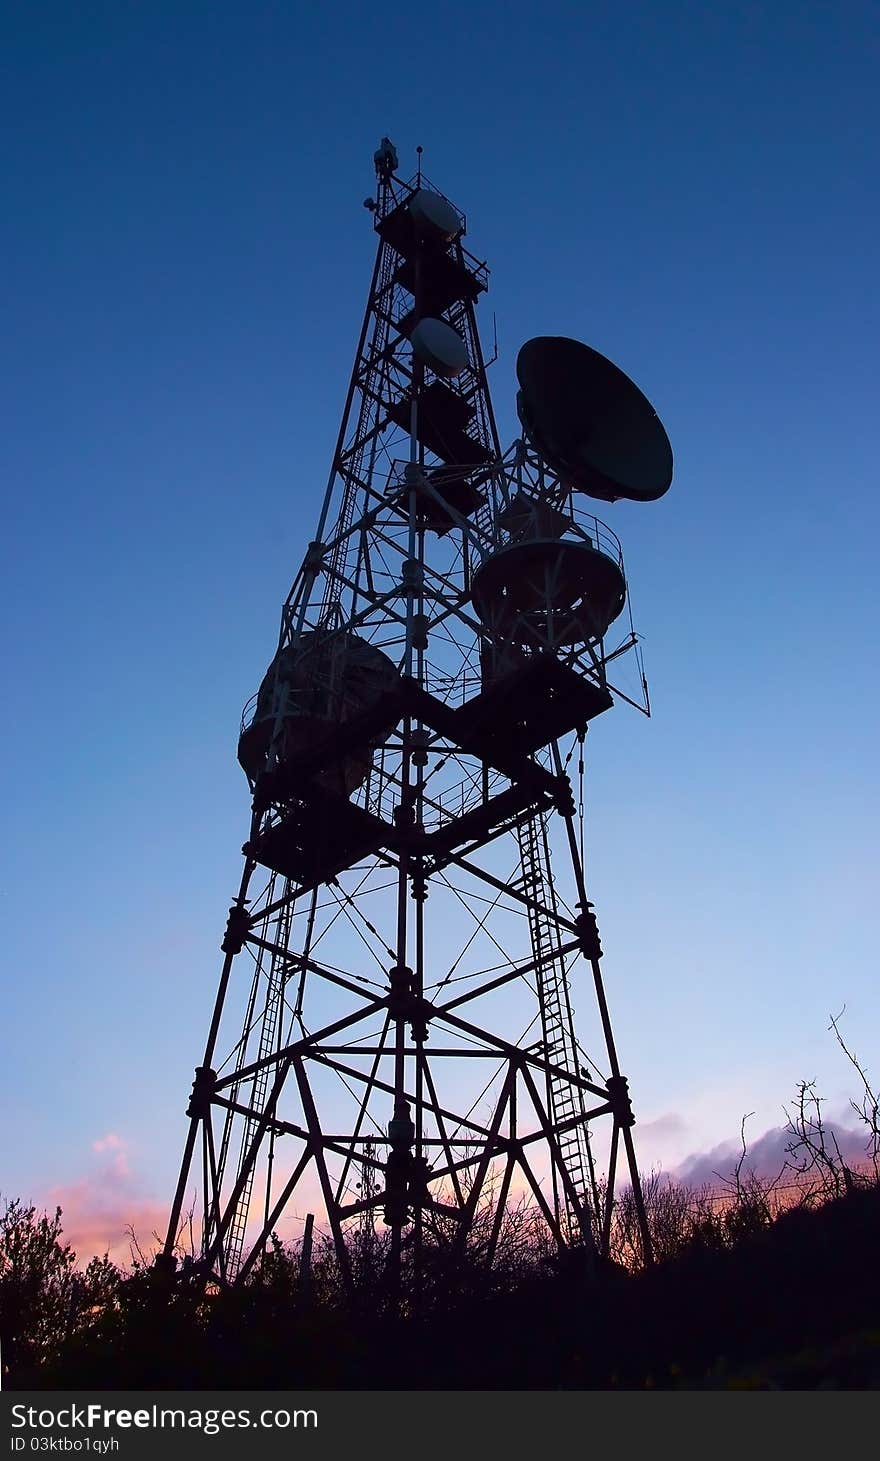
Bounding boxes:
[162,138,671,1299]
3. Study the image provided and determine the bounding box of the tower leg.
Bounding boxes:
[161,858,255,1268]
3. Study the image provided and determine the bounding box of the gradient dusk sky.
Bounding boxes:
[2,1,878,1260]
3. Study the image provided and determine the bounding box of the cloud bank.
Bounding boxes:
[672,1118,873,1189]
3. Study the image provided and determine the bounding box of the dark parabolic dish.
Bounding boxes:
[516,336,673,503]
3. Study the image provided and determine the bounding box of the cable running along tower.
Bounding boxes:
[163,139,673,1295]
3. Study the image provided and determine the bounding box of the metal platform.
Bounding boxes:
[387,381,493,467]
[452,655,613,757]
[249,790,391,884]
[386,464,486,534]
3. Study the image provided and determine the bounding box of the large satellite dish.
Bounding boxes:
[516,336,673,503]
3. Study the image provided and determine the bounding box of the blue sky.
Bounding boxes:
[2,1,878,1254]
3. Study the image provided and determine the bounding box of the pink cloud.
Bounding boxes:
[639,1113,688,1139]
[43,1135,168,1268]
[624,1111,693,1175]
[92,1131,125,1155]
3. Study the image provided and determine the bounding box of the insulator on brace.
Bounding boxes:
[401,558,422,591]
[410,999,430,1044]
[554,776,577,818]
[387,1100,414,1150]
[606,1074,635,1127]
[410,728,430,766]
[411,614,430,650]
[221,902,251,955]
[387,964,414,1019]
[576,903,603,960]
[383,1150,411,1226]
[187,1066,217,1119]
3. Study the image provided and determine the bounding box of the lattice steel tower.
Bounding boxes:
[162,138,672,1296]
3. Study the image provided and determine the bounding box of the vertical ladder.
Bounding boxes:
[516,810,596,1246]
[223,902,293,1278]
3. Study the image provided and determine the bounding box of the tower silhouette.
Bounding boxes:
[162,138,670,1297]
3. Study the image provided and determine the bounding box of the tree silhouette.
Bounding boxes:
[0,1197,120,1379]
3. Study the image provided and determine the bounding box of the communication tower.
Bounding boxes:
[161,138,672,1297]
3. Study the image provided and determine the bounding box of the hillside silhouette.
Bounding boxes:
[4,1157,879,1390]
